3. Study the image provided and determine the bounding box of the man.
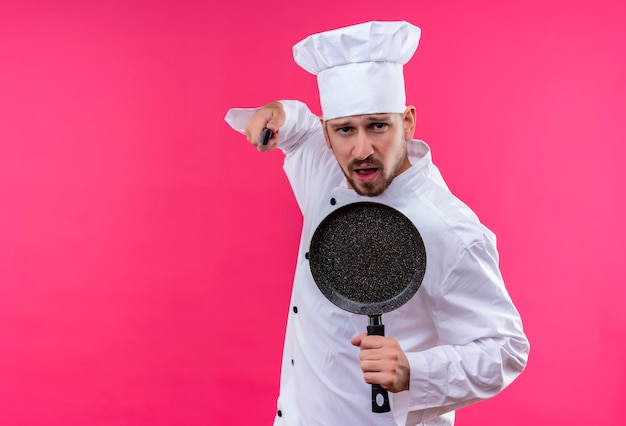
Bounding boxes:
[225,21,529,426]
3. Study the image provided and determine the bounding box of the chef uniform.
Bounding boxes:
[225,21,529,426]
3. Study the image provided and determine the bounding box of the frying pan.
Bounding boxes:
[309,202,427,413]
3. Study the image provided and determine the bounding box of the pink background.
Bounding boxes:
[1,0,625,424]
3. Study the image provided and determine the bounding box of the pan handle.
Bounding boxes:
[367,315,391,413]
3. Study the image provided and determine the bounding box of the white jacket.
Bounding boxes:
[225,100,529,425]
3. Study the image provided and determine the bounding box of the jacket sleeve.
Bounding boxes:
[223,100,321,152]
[398,237,529,425]
[224,100,331,213]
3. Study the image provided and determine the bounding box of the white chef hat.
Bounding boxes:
[293,21,421,120]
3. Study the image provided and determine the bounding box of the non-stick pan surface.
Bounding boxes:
[309,202,426,316]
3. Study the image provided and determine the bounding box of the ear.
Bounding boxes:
[403,106,417,142]
[320,117,332,148]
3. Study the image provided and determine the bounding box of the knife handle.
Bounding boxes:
[259,128,272,146]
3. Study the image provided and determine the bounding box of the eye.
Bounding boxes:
[371,123,388,131]
[336,126,353,134]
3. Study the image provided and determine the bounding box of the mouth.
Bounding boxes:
[352,166,379,182]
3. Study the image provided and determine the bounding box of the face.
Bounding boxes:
[322,107,416,197]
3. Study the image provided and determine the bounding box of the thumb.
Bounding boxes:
[351,333,367,347]
[265,117,282,134]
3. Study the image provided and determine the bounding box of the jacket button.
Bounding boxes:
[277,410,283,417]
[305,252,310,260]
[330,197,336,205]
[293,306,298,313]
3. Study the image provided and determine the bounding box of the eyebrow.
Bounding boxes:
[328,120,352,129]
[364,114,393,121]
[327,114,393,129]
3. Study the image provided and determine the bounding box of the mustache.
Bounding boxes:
[349,158,383,170]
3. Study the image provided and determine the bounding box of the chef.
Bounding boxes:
[225,20,529,426]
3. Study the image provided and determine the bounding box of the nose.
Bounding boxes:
[353,132,374,160]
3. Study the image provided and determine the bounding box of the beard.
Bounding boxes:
[342,157,401,197]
